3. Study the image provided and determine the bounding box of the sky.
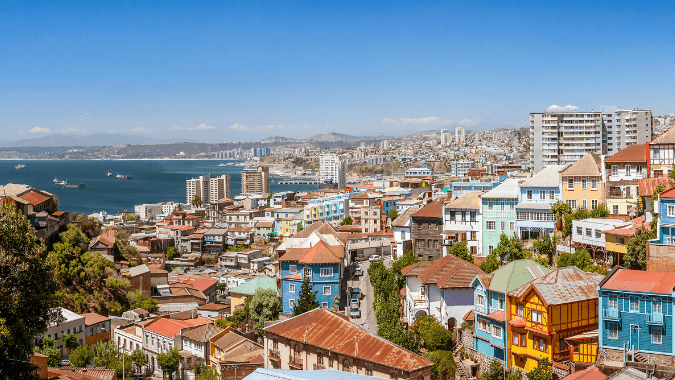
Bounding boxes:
[2,0,675,143]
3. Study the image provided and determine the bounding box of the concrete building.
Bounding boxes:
[319,154,346,189]
[480,178,519,257]
[82,313,111,349]
[37,307,86,359]
[186,174,231,206]
[209,174,231,203]
[440,129,449,145]
[455,127,466,144]
[450,160,475,177]
[241,166,270,195]
[442,192,483,257]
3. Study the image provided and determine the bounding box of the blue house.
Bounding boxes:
[654,187,675,245]
[516,165,563,240]
[279,240,344,314]
[471,259,551,362]
[599,268,675,362]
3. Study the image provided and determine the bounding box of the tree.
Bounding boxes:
[550,200,571,222]
[196,367,220,380]
[589,204,610,218]
[423,350,456,380]
[652,184,665,212]
[296,222,303,234]
[175,204,184,211]
[533,235,558,266]
[130,349,148,374]
[389,208,398,221]
[0,205,59,379]
[217,282,228,294]
[157,347,181,380]
[34,338,61,367]
[391,252,419,289]
[449,242,473,262]
[192,194,203,208]
[492,233,529,263]
[69,345,94,367]
[624,227,656,270]
[62,333,80,353]
[94,341,132,377]
[166,246,180,260]
[340,216,353,226]
[528,357,552,380]
[130,290,158,313]
[556,249,592,269]
[249,288,282,336]
[293,277,319,316]
[480,254,500,273]
[414,316,452,350]
[480,359,505,380]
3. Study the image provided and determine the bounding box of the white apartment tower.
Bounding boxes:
[529,108,652,172]
[186,174,231,205]
[440,129,449,145]
[455,127,465,143]
[319,154,346,189]
[241,166,270,195]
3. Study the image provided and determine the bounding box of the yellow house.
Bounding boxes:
[603,215,649,267]
[507,267,601,372]
[561,152,604,211]
[209,327,264,377]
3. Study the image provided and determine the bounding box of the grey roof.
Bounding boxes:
[205,228,228,235]
[520,165,565,188]
[444,191,482,210]
[481,178,519,199]
[128,264,150,277]
[392,207,419,228]
[244,369,380,380]
[515,202,552,210]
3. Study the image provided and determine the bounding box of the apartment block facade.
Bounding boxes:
[319,154,346,189]
[186,174,231,205]
[241,166,270,195]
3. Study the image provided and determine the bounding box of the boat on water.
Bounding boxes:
[217,163,227,167]
[15,164,26,170]
[53,178,60,184]
[116,174,132,180]
[107,171,113,176]
[54,180,70,186]
[61,183,85,188]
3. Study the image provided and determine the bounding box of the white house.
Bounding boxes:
[37,307,86,359]
[572,218,632,251]
[442,192,483,257]
[113,322,144,355]
[143,315,210,377]
[401,255,484,329]
[392,207,419,259]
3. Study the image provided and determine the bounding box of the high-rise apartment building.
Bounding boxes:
[440,129,449,145]
[241,166,270,195]
[186,174,231,205]
[529,109,652,172]
[455,127,465,143]
[319,154,346,189]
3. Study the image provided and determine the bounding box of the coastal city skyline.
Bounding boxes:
[3,1,675,142]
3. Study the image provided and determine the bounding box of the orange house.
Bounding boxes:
[83,313,111,349]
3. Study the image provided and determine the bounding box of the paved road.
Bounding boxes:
[347,256,392,334]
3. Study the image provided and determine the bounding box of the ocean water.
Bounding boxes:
[0,160,318,214]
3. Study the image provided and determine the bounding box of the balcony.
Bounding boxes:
[313,363,326,370]
[269,349,281,363]
[646,313,664,326]
[413,298,429,308]
[288,355,304,369]
[603,308,620,321]
[553,350,570,362]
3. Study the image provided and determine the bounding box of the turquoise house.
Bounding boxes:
[471,259,551,362]
[480,178,519,256]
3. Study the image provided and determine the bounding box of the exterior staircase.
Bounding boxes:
[633,352,647,363]
[457,360,470,379]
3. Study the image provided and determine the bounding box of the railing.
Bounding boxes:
[288,355,303,368]
[313,363,326,370]
[269,349,280,361]
[413,299,428,307]
[603,308,620,321]
[647,313,664,325]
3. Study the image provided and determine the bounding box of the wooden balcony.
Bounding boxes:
[553,350,570,362]
[288,355,303,369]
[269,349,281,363]
[313,363,326,370]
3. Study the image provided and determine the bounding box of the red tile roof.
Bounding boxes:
[18,190,51,206]
[508,316,527,328]
[199,303,230,311]
[298,240,343,264]
[282,273,303,280]
[81,312,110,326]
[561,366,606,380]
[403,255,485,289]
[486,310,505,322]
[145,316,211,338]
[170,276,218,292]
[602,269,675,294]
[411,198,443,219]
[638,178,672,197]
[659,186,675,199]
[264,308,434,372]
[604,143,647,163]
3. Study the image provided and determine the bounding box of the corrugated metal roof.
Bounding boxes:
[520,165,565,188]
[230,276,277,296]
[263,308,434,372]
[391,207,419,228]
[488,259,552,293]
[564,329,598,341]
[602,269,675,294]
[637,178,671,197]
[508,267,600,306]
[444,191,483,210]
[481,178,520,199]
[561,152,602,177]
[405,255,485,289]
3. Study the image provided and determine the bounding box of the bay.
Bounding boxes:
[0,160,318,215]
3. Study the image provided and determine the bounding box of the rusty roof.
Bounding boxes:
[651,125,675,144]
[602,268,675,294]
[392,207,419,228]
[508,316,526,328]
[263,308,434,372]
[411,198,443,219]
[293,221,338,238]
[658,186,675,199]
[17,190,51,206]
[561,365,606,380]
[181,324,223,342]
[298,240,343,264]
[605,144,647,163]
[408,255,485,289]
[401,261,432,277]
[81,312,110,326]
[508,267,600,306]
[638,178,672,197]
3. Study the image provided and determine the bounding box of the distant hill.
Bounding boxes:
[308,132,367,142]
[259,136,298,143]
[0,133,192,147]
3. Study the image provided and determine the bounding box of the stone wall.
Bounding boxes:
[552,362,571,380]
[647,243,675,272]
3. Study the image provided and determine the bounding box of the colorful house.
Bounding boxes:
[229,276,277,309]
[648,186,675,271]
[507,267,602,372]
[471,260,551,362]
[561,152,604,211]
[480,178,519,256]
[599,268,675,366]
[516,165,563,240]
[279,240,344,314]
[604,144,647,216]
[442,191,483,257]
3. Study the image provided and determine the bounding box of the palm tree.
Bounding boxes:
[192,195,202,208]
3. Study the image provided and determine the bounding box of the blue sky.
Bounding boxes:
[2,0,675,142]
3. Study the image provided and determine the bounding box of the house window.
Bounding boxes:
[591,179,597,190]
[529,309,542,323]
[534,336,548,352]
[549,190,555,199]
[652,326,663,344]
[434,240,440,249]
[420,286,426,298]
[668,205,675,217]
[607,322,618,339]
[608,296,618,309]
[540,191,545,200]
[527,190,533,200]
[289,265,297,274]
[653,299,662,313]
[517,303,523,316]
[477,318,490,333]
[582,199,587,210]
[616,237,625,245]
[613,205,619,214]
[320,268,333,277]
[626,165,632,176]
[366,368,373,376]
[343,360,350,372]
[322,302,328,308]
[500,221,506,231]
[450,211,456,221]
[567,199,577,210]
[581,178,587,190]
[492,325,503,339]
[585,228,591,237]
[501,203,505,211]
[567,178,574,190]
[488,202,494,210]
[612,165,618,176]
[636,166,642,175]
[498,298,504,310]
[488,246,494,255]
[630,296,639,312]
[323,286,331,296]
[470,211,477,222]
[512,332,519,346]
[510,222,515,231]
[304,267,311,278]
[487,221,496,231]
[592,199,598,209]
[289,284,295,293]
[576,227,582,235]
[476,294,485,307]
[289,299,296,308]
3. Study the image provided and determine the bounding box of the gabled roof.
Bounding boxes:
[411,198,443,219]
[81,312,110,326]
[230,276,277,296]
[17,190,51,206]
[561,152,602,177]
[403,255,485,289]
[391,207,419,228]
[604,143,647,163]
[561,366,606,380]
[601,268,675,294]
[651,125,675,144]
[658,186,675,199]
[481,178,519,199]
[520,165,565,188]
[263,308,434,372]
[212,329,260,351]
[508,267,600,306]
[181,323,224,342]
[488,259,552,293]
[145,316,211,338]
[90,230,116,249]
[293,221,338,238]
[279,248,311,262]
[637,178,672,197]
[444,191,483,210]
[298,240,343,264]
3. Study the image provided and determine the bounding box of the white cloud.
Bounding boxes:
[383,116,453,125]
[229,123,297,132]
[229,124,249,131]
[547,104,578,112]
[458,118,480,126]
[60,128,81,132]
[129,127,150,133]
[192,123,216,131]
[29,127,50,134]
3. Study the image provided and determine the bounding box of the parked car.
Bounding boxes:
[350,304,361,318]
[351,287,360,306]
[353,266,363,276]
[369,255,381,261]
[59,360,70,367]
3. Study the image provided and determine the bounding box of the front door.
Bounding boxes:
[630,325,640,351]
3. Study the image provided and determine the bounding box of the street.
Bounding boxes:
[347,256,391,334]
